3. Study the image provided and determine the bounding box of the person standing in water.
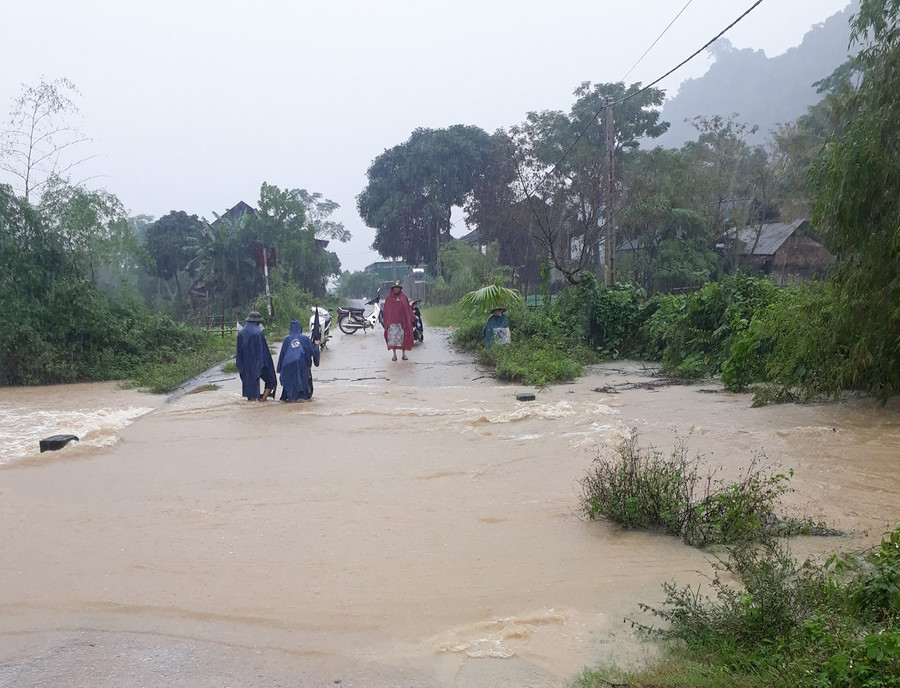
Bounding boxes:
[236,311,276,401]
[381,281,413,361]
[276,319,320,402]
[483,307,510,349]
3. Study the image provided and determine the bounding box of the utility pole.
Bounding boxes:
[262,246,273,320]
[604,95,616,286]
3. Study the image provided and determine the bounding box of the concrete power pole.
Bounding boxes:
[604,96,615,286]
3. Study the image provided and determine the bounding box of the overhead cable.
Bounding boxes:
[621,0,695,82]
[528,0,766,196]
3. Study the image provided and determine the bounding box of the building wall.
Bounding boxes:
[770,235,834,285]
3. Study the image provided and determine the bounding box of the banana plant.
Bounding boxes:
[458,276,521,313]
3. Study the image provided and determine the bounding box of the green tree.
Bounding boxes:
[465,132,546,286]
[37,179,134,284]
[807,0,900,401]
[357,125,493,271]
[256,183,340,296]
[616,147,719,293]
[505,81,668,284]
[770,60,858,220]
[297,188,350,242]
[0,77,92,202]
[335,269,382,299]
[434,239,505,303]
[144,210,205,301]
[187,210,252,317]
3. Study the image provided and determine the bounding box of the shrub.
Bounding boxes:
[557,274,646,356]
[621,527,900,687]
[646,273,779,380]
[484,341,582,387]
[579,433,826,547]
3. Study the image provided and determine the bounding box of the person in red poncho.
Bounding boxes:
[381,281,413,361]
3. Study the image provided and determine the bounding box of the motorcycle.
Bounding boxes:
[309,306,332,349]
[337,295,382,335]
[410,299,424,343]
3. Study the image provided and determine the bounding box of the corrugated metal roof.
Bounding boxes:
[736,220,807,256]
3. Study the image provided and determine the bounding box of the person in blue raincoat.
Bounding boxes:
[483,307,511,349]
[236,311,277,401]
[276,319,320,402]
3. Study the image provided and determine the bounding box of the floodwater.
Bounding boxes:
[0,326,898,687]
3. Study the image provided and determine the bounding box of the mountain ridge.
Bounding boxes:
[654,2,858,148]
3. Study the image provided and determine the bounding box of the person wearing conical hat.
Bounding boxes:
[483,306,510,349]
[382,281,413,361]
[236,311,276,401]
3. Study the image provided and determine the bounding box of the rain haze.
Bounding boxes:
[2,0,851,272]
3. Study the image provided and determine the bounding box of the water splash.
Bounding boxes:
[0,403,154,464]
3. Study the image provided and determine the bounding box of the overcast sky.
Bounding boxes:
[2,0,851,272]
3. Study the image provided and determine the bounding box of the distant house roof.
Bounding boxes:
[364,260,427,281]
[735,219,809,256]
[212,200,257,226]
[616,238,642,252]
[459,228,483,246]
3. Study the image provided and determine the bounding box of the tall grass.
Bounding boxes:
[579,433,833,547]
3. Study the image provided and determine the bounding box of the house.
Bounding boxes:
[364,260,428,300]
[730,219,833,285]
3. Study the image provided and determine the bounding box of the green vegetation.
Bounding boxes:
[449,296,593,387]
[579,433,832,548]
[0,79,346,393]
[123,334,235,395]
[441,270,896,403]
[573,528,900,688]
[576,432,900,688]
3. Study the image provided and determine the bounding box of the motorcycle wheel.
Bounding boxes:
[338,317,358,335]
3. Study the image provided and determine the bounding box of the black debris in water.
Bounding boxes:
[39,434,79,453]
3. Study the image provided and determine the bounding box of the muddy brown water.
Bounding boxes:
[1,327,898,687]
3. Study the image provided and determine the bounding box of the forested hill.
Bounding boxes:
[654,2,858,148]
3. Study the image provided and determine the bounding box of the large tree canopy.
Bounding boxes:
[144,210,205,299]
[357,125,493,270]
[37,178,134,283]
[476,81,669,284]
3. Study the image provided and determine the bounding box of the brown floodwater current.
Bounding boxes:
[0,327,897,687]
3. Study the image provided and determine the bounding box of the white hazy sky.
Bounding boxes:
[2,0,851,272]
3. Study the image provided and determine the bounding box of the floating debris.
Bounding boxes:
[39,434,79,453]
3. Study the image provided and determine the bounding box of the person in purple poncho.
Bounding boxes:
[235,311,276,401]
[276,319,320,402]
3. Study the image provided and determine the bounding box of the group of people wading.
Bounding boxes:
[235,281,416,402]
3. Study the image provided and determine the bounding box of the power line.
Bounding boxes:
[616,0,765,107]
[528,0,766,195]
[621,0,695,82]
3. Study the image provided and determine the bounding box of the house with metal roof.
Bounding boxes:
[730,219,833,284]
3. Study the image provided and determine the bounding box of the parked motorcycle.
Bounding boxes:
[309,306,332,348]
[337,295,382,335]
[410,299,424,343]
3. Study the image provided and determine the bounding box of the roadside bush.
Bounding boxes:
[722,283,838,399]
[556,274,645,356]
[636,293,683,361]
[450,299,589,386]
[647,273,779,379]
[608,528,900,688]
[481,340,582,387]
